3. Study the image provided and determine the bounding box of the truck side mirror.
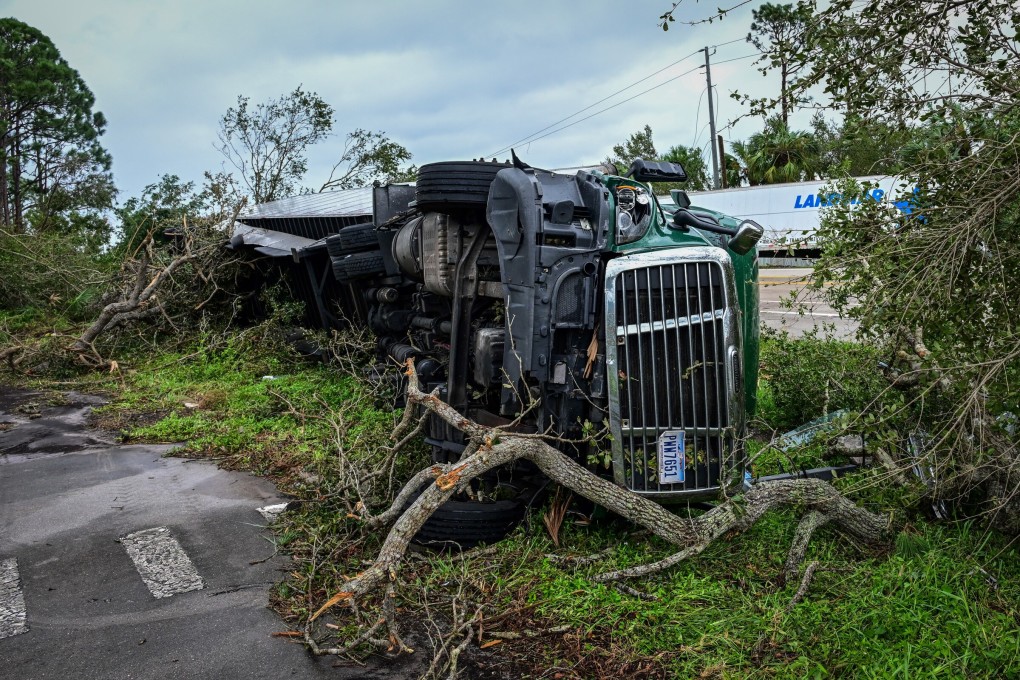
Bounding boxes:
[669,189,691,209]
[624,159,688,183]
[727,220,764,255]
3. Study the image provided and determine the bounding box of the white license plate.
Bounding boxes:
[658,430,685,484]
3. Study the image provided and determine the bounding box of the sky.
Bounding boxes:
[1,0,820,204]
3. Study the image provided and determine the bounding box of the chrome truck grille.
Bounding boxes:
[605,248,744,499]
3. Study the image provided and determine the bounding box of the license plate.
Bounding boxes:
[658,430,685,484]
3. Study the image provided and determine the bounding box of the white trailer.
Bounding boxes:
[667,176,914,253]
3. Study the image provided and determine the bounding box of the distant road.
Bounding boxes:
[757,267,857,339]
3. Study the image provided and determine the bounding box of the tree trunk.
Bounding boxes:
[11,125,22,231]
[781,60,789,126]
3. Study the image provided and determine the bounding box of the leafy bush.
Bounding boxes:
[0,228,114,318]
[757,327,886,431]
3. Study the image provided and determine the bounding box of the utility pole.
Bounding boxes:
[717,134,727,189]
[704,46,720,190]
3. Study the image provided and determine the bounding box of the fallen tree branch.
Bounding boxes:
[483,624,572,640]
[306,359,890,658]
[787,560,821,611]
[784,511,831,580]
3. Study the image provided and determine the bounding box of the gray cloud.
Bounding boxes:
[1,0,803,201]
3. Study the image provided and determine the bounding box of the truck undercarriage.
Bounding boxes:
[231,156,763,541]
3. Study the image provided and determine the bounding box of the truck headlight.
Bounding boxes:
[615,185,652,244]
[616,210,651,244]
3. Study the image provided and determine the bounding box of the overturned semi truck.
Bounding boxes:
[231,157,764,543]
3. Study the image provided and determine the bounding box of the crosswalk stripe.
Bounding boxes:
[121,527,204,599]
[0,558,29,640]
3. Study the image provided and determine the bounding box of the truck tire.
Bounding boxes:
[340,222,379,253]
[415,160,509,212]
[326,223,378,257]
[332,251,386,283]
[413,497,527,548]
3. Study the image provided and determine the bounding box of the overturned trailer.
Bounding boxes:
[232,157,763,542]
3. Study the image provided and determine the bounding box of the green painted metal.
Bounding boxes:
[598,173,760,416]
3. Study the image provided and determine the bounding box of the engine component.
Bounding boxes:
[392,211,483,297]
[391,215,424,281]
[472,328,505,387]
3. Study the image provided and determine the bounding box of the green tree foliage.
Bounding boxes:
[605,124,657,171]
[758,328,885,431]
[606,126,712,192]
[660,144,711,191]
[811,113,912,177]
[217,86,333,204]
[720,151,742,189]
[746,2,814,125]
[217,86,414,203]
[114,170,246,249]
[790,0,1020,530]
[0,18,114,240]
[729,117,820,185]
[320,128,414,191]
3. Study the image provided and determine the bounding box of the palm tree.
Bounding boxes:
[732,118,821,185]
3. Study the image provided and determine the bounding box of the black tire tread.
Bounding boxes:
[326,223,378,257]
[415,160,509,212]
[333,251,385,283]
[338,223,379,252]
[325,234,345,259]
[412,497,526,547]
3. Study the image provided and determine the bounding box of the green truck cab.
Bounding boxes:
[234,155,763,526]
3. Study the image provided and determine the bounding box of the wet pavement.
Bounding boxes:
[0,389,416,679]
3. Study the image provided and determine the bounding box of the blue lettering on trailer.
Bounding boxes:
[794,187,902,210]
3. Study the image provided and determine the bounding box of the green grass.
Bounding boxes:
[61,328,418,495]
[6,319,1018,677]
[403,512,1020,678]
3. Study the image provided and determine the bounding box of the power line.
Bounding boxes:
[711,36,748,48]
[714,51,762,65]
[489,64,706,154]
[690,87,708,148]
[486,49,703,158]
[693,120,713,149]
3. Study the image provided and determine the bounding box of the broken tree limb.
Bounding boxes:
[72,236,202,355]
[784,511,832,580]
[307,359,889,656]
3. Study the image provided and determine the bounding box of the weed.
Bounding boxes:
[757,327,885,432]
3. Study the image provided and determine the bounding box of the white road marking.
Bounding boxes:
[256,503,288,521]
[760,310,843,318]
[0,558,29,640]
[121,527,204,599]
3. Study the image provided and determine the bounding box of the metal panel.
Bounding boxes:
[605,248,744,499]
[238,188,379,240]
[241,187,375,219]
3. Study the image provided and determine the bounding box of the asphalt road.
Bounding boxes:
[758,267,856,339]
[0,390,421,679]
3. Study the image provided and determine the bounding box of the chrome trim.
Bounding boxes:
[605,247,744,499]
[616,309,724,337]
